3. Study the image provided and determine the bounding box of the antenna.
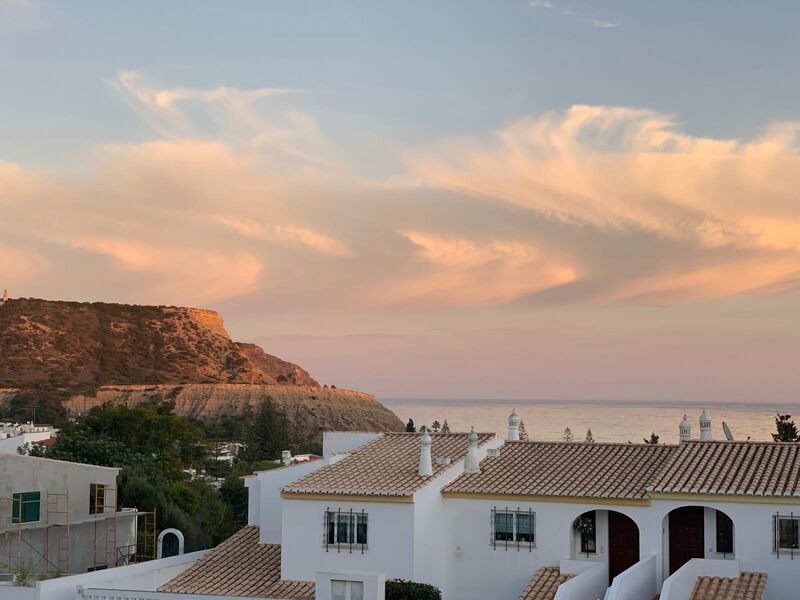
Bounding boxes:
[722,421,734,442]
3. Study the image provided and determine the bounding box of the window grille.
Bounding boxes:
[773,512,798,559]
[324,508,368,554]
[490,507,535,551]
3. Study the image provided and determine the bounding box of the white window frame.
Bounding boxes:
[324,508,368,553]
[331,579,364,600]
[490,507,536,550]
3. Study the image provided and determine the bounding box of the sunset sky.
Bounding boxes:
[2,1,799,402]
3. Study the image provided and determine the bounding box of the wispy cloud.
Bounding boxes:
[529,0,620,28]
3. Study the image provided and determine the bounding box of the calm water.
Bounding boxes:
[381,399,800,444]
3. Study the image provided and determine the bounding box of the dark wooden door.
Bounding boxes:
[608,512,640,584]
[669,506,705,574]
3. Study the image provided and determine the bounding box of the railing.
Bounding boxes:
[603,554,657,600]
[659,559,740,600]
[555,560,607,600]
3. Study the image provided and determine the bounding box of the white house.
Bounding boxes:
[21,411,800,600]
[0,453,142,578]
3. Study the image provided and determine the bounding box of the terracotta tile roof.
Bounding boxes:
[159,526,314,599]
[443,441,676,500]
[690,572,768,600]
[518,567,572,600]
[649,441,800,497]
[283,432,496,497]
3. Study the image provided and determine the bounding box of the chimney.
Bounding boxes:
[699,409,712,441]
[679,415,692,443]
[464,428,480,474]
[418,431,433,477]
[507,409,521,441]
[281,450,292,466]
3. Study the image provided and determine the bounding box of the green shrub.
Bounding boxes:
[385,579,442,600]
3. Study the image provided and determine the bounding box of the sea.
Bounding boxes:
[381,399,800,444]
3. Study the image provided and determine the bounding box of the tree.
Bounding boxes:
[644,432,660,445]
[239,399,290,463]
[405,419,416,433]
[773,413,800,442]
[440,420,450,433]
[584,429,594,443]
[431,420,441,433]
[562,427,574,442]
[518,420,529,441]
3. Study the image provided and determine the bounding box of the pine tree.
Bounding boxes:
[431,420,441,433]
[584,429,594,443]
[405,419,416,433]
[644,432,660,445]
[773,413,799,442]
[440,420,451,433]
[562,427,574,442]
[240,399,290,462]
[518,420,529,441]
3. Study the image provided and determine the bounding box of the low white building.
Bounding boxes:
[0,453,141,578]
[20,411,800,600]
[0,422,56,454]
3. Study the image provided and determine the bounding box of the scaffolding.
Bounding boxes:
[45,491,70,574]
[0,486,157,576]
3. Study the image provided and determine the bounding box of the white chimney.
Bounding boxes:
[464,428,480,474]
[679,415,692,443]
[418,431,433,477]
[699,409,712,441]
[281,450,292,466]
[507,409,521,441]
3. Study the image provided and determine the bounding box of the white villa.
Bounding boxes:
[8,411,800,600]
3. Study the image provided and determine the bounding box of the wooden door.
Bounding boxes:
[669,506,705,574]
[608,512,640,584]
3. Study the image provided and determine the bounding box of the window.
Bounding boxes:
[491,508,536,550]
[324,509,368,553]
[774,514,800,554]
[716,511,734,555]
[332,580,364,600]
[578,512,597,554]
[90,483,106,515]
[11,491,40,524]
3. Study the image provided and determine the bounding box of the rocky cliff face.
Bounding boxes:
[0,298,403,433]
[64,384,402,436]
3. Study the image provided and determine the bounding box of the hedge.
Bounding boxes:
[385,579,442,600]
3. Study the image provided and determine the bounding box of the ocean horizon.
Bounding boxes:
[381,398,800,444]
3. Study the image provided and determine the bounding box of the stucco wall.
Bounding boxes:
[280,498,416,582]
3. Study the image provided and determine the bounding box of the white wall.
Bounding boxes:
[280,498,416,582]
[322,432,381,457]
[35,550,206,600]
[659,558,740,600]
[555,561,607,600]
[441,498,653,600]
[255,456,345,544]
[603,554,657,600]
[650,499,799,600]
[0,431,53,454]
[0,454,119,524]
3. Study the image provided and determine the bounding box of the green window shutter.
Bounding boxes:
[12,492,41,524]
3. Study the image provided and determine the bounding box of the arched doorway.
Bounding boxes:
[571,510,640,584]
[663,506,735,575]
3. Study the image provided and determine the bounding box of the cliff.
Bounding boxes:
[0,298,403,433]
[63,384,402,436]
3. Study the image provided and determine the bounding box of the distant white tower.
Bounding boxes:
[418,430,433,477]
[699,409,713,441]
[679,415,692,443]
[464,428,480,474]
[507,409,521,441]
[0,289,8,305]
